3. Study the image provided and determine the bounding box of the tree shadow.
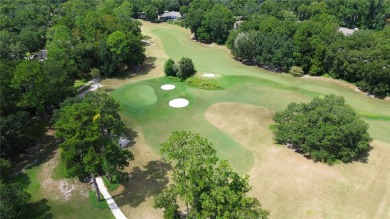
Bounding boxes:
[123,128,138,148]
[27,198,53,219]
[115,57,157,80]
[13,130,58,175]
[113,160,171,207]
[353,145,373,163]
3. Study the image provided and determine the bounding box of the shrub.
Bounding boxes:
[164,59,177,77]
[185,77,224,90]
[289,66,304,77]
[176,57,196,80]
[273,94,372,164]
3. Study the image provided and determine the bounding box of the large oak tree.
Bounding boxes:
[273,94,372,164]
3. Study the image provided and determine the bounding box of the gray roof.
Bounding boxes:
[338,27,358,36]
[160,11,182,18]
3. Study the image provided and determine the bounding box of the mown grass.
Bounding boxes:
[52,159,67,179]
[89,190,109,209]
[102,176,120,191]
[74,78,91,89]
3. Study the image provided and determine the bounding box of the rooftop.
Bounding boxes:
[338,27,358,36]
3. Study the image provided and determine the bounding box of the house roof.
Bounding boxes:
[160,11,182,18]
[338,27,358,36]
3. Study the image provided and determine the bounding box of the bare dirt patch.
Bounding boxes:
[205,102,390,219]
[40,149,89,201]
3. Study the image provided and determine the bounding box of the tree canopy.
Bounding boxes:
[273,94,372,164]
[155,131,269,218]
[54,93,133,200]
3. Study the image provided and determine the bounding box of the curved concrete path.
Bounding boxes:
[96,176,127,219]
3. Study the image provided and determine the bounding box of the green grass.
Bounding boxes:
[74,78,91,89]
[185,77,224,90]
[102,176,120,191]
[52,159,67,179]
[121,84,158,106]
[89,190,109,209]
[110,22,390,175]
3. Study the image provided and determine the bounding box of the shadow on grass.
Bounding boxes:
[115,57,157,79]
[27,198,53,219]
[12,173,53,218]
[113,160,171,207]
[123,128,138,148]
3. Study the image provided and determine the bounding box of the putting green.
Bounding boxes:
[115,84,157,107]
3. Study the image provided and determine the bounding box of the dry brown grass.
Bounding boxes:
[205,102,390,219]
[110,116,166,219]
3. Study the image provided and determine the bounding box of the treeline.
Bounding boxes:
[0,1,145,215]
[168,0,390,96]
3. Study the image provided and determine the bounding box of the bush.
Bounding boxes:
[273,94,372,164]
[176,57,196,80]
[164,59,176,77]
[185,77,224,90]
[289,66,304,77]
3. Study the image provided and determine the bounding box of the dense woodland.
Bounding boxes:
[0,0,145,217]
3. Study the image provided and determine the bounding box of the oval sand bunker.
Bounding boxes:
[169,98,189,108]
[203,73,216,78]
[161,84,176,90]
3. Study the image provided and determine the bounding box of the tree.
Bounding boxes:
[273,95,372,164]
[202,4,235,44]
[54,93,133,200]
[155,131,268,218]
[12,60,48,115]
[0,183,31,219]
[177,57,196,80]
[0,111,35,159]
[164,59,177,76]
[90,68,101,91]
[144,5,158,21]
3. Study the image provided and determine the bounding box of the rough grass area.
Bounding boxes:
[205,102,390,219]
[89,190,109,209]
[185,77,224,90]
[102,176,120,191]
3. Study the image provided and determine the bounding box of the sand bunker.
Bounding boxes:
[203,73,216,78]
[161,84,176,90]
[169,98,189,108]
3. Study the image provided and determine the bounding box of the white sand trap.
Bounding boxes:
[161,84,176,90]
[169,98,189,108]
[203,73,216,78]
